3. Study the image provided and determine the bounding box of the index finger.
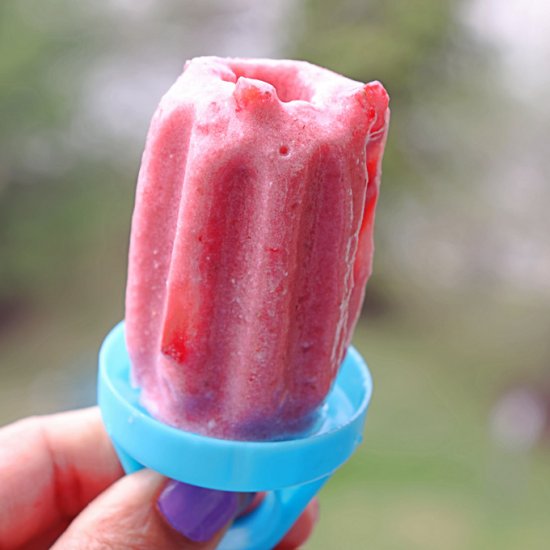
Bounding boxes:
[0,407,123,549]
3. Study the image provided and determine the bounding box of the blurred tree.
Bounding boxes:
[0,1,104,187]
[0,1,126,315]
[292,0,455,94]
[290,0,462,194]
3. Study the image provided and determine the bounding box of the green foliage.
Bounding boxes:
[0,1,133,309]
[293,0,456,98]
[0,169,132,303]
[0,1,117,189]
[289,0,475,207]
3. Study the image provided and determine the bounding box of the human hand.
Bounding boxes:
[0,407,318,549]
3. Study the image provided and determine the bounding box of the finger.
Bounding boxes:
[52,470,249,550]
[275,498,320,550]
[0,407,123,549]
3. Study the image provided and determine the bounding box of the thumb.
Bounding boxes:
[52,469,245,549]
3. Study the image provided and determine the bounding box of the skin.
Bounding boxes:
[0,407,317,549]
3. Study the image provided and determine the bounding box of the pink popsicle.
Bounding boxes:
[125,57,389,441]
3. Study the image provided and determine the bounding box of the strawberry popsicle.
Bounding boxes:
[125,57,389,441]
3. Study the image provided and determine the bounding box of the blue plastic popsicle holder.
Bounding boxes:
[98,322,373,550]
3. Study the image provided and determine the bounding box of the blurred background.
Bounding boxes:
[1,0,549,548]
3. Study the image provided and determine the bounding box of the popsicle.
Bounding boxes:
[125,57,389,441]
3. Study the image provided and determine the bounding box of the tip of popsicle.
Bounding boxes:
[233,76,278,111]
[350,81,389,134]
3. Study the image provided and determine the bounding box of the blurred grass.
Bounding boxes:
[306,290,550,549]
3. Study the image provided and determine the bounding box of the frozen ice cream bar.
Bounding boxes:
[125,57,389,440]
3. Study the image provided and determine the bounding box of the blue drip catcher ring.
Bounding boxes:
[98,322,373,550]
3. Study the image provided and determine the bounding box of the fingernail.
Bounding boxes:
[157,481,240,542]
